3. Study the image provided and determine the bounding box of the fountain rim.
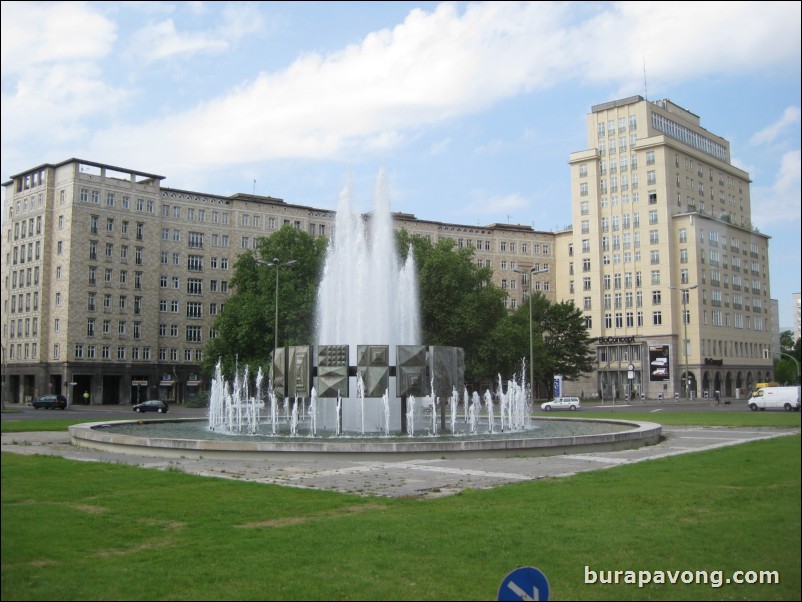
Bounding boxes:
[69,417,662,458]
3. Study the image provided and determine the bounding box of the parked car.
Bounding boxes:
[32,394,68,410]
[541,397,581,411]
[747,386,800,412]
[133,399,169,413]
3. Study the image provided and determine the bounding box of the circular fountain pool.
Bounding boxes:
[69,417,661,460]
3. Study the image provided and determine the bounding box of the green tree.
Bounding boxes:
[202,226,327,378]
[397,231,508,382]
[475,300,530,386]
[483,294,595,398]
[539,297,596,393]
[780,329,796,354]
[774,330,801,386]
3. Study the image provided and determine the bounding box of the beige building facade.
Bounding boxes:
[559,96,773,400]
[1,97,776,405]
[1,159,341,405]
[1,159,554,405]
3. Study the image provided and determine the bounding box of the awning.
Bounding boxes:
[186,380,201,386]
[159,381,175,387]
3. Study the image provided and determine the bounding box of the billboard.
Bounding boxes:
[648,344,671,382]
[553,375,563,398]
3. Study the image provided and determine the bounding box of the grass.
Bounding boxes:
[1,418,85,433]
[2,428,800,600]
[576,410,802,428]
[2,410,800,434]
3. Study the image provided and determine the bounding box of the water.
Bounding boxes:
[207,172,538,438]
[209,360,265,436]
[316,170,421,349]
[314,171,422,433]
[104,416,633,442]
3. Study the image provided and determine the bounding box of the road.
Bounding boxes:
[3,398,796,499]
[1,397,750,424]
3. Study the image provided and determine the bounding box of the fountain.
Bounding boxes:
[207,170,472,437]
[69,172,662,456]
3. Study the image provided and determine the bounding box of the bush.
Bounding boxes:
[184,391,209,408]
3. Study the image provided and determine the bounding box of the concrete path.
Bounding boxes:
[2,426,798,498]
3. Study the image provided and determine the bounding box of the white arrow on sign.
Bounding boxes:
[507,580,539,601]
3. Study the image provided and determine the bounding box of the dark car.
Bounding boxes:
[32,394,68,410]
[133,399,169,413]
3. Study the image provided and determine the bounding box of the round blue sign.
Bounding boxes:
[498,566,550,601]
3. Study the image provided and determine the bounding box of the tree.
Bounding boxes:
[774,330,801,386]
[202,226,327,378]
[396,231,508,382]
[538,297,596,392]
[475,301,530,385]
[482,294,595,398]
[780,329,796,355]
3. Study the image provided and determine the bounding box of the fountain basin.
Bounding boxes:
[69,417,661,460]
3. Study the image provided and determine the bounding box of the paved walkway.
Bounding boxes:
[2,426,798,498]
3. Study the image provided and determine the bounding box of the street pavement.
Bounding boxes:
[2,403,798,498]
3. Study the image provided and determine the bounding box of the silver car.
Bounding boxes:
[541,397,581,411]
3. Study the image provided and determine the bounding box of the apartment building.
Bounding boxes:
[390,212,555,310]
[558,96,773,400]
[2,98,775,405]
[1,159,554,405]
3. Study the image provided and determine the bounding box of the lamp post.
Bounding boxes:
[513,265,550,400]
[778,352,800,385]
[1,343,6,410]
[257,257,297,371]
[671,284,698,399]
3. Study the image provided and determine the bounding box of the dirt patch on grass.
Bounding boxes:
[237,503,387,529]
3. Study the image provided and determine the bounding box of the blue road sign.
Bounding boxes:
[498,566,550,601]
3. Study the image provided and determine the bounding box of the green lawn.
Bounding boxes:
[3,409,800,434]
[2,426,799,600]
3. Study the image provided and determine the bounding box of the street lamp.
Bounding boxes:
[257,257,297,372]
[778,352,800,385]
[1,343,6,410]
[513,265,550,400]
[671,284,698,399]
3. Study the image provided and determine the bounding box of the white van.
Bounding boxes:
[747,386,801,412]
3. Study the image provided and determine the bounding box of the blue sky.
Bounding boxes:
[1,1,800,327]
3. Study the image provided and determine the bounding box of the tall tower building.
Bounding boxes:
[557,96,773,400]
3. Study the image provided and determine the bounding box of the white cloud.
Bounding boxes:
[0,2,126,157]
[127,4,264,64]
[573,1,801,89]
[96,2,800,167]
[750,106,801,145]
[474,139,505,156]
[0,2,117,75]
[128,18,229,63]
[464,192,530,217]
[751,150,801,228]
[429,138,451,156]
[2,1,801,178]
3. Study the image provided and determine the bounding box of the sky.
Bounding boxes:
[1,1,800,328]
